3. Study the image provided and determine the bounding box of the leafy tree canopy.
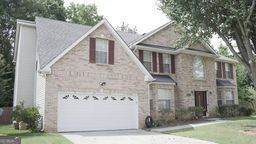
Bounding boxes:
[0,0,102,106]
[160,0,256,87]
[66,2,103,26]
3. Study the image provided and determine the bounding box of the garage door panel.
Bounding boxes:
[58,93,138,132]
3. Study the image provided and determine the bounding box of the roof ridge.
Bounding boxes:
[35,16,93,28]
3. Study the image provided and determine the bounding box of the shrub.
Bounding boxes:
[189,106,205,119]
[239,107,255,116]
[12,102,41,131]
[175,107,194,120]
[176,106,204,120]
[12,102,25,122]
[216,104,255,117]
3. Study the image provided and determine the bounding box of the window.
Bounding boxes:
[150,99,153,111]
[217,90,222,106]
[225,63,231,78]
[163,54,171,73]
[96,38,108,64]
[158,89,171,111]
[193,56,205,80]
[143,51,152,71]
[224,91,234,105]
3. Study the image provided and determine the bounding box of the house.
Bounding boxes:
[13,17,238,132]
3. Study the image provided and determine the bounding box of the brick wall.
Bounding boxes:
[175,53,218,116]
[150,84,175,121]
[44,25,149,132]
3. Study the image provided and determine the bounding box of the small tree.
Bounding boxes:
[116,22,138,34]
[66,3,103,26]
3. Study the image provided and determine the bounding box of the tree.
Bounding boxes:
[217,44,232,57]
[160,0,256,87]
[0,0,67,106]
[116,22,138,34]
[0,54,13,107]
[66,3,103,26]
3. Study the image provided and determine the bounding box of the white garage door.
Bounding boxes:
[57,92,138,132]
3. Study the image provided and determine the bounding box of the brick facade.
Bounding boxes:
[43,21,238,132]
[44,25,149,132]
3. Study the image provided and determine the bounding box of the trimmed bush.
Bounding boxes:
[176,106,205,120]
[239,107,255,116]
[189,106,205,119]
[217,104,240,117]
[12,102,41,131]
[217,104,254,117]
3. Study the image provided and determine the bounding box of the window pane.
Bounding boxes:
[143,51,152,62]
[225,63,230,71]
[163,54,170,64]
[158,89,171,111]
[225,91,233,100]
[150,99,153,111]
[143,62,152,71]
[158,89,171,100]
[193,56,205,79]
[96,51,107,64]
[96,39,108,52]
[226,100,234,105]
[158,100,170,111]
[96,38,108,64]
[163,64,170,73]
[218,100,222,106]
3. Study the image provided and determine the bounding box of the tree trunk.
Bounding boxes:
[250,63,256,87]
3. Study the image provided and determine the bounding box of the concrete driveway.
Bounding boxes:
[61,130,216,144]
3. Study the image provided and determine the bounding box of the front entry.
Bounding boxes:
[194,91,207,116]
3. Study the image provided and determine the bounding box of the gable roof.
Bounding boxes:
[130,21,218,56]
[130,21,173,46]
[35,17,143,69]
[36,17,154,81]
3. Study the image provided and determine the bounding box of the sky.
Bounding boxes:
[64,0,224,49]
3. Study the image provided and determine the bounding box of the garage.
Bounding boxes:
[57,92,139,132]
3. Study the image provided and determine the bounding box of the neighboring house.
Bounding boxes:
[13,17,238,132]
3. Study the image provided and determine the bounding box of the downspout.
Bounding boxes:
[147,82,153,116]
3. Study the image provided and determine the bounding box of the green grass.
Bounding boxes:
[0,125,72,144]
[166,117,256,144]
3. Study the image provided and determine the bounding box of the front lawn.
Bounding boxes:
[166,117,256,144]
[0,125,72,144]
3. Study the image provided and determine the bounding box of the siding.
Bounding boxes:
[35,71,46,117]
[14,25,37,107]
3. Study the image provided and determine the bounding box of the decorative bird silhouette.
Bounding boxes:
[83,96,89,100]
[128,97,134,101]
[73,95,79,99]
[63,95,69,99]
[103,96,108,100]
[93,96,99,100]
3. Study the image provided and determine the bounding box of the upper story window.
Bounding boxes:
[163,54,171,73]
[143,51,152,71]
[96,38,108,64]
[158,89,171,111]
[225,63,232,79]
[193,56,205,80]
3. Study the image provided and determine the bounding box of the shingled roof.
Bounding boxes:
[35,17,143,68]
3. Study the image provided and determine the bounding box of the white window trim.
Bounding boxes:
[96,38,109,64]
[193,56,205,80]
[157,89,171,111]
[143,51,153,71]
[162,53,171,73]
